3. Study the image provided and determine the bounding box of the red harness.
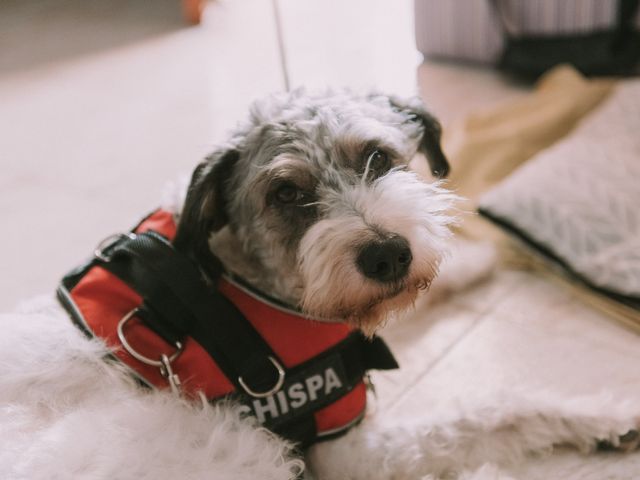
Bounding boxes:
[58,210,398,446]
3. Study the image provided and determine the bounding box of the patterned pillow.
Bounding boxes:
[478,80,640,309]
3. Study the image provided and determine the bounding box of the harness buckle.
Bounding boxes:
[238,356,285,398]
[117,308,185,395]
[364,373,377,398]
[94,233,137,262]
[160,354,182,395]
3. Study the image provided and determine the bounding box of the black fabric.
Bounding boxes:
[273,415,318,449]
[494,0,640,79]
[361,335,399,371]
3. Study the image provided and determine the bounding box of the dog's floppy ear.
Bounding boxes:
[173,148,239,257]
[388,96,450,178]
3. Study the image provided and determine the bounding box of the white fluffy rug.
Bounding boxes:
[0,297,303,480]
[2,246,639,479]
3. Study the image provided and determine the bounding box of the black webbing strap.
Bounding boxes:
[98,231,283,393]
[231,330,397,446]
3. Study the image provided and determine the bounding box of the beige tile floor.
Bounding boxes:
[1,0,639,478]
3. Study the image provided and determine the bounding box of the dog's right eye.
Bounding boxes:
[368,149,388,171]
[363,149,390,179]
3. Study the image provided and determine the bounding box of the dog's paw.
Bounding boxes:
[598,429,640,453]
[617,430,640,452]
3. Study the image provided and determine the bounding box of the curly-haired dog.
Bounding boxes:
[1,90,638,480]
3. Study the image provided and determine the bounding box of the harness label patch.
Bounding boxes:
[237,354,350,427]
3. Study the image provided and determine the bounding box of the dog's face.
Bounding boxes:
[174,90,457,333]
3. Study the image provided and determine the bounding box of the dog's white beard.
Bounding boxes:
[298,170,458,334]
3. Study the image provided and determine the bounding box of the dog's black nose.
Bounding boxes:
[356,237,412,283]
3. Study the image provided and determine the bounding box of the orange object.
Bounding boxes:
[182,0,204,25]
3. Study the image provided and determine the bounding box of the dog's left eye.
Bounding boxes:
[275,184,304,204]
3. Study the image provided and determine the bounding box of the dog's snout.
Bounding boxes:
[356,237,412,283]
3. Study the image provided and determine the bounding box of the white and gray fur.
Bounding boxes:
[1,90,639,480]
[174,90,454,333]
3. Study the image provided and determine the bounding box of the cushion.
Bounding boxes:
[478,80,640,309]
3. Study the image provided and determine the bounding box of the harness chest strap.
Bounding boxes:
[57,209,399,446]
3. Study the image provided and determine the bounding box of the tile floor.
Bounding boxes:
[1,0,639,478]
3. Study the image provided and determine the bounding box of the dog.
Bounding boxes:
[1,90,638,480]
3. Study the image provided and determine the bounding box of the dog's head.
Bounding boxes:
[174,90,457,334]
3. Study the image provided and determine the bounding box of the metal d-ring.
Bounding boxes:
[238,356,286,398]
[94,232,137,262]
[117,308,184,367]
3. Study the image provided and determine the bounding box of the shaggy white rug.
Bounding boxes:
[1,244,639,480]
